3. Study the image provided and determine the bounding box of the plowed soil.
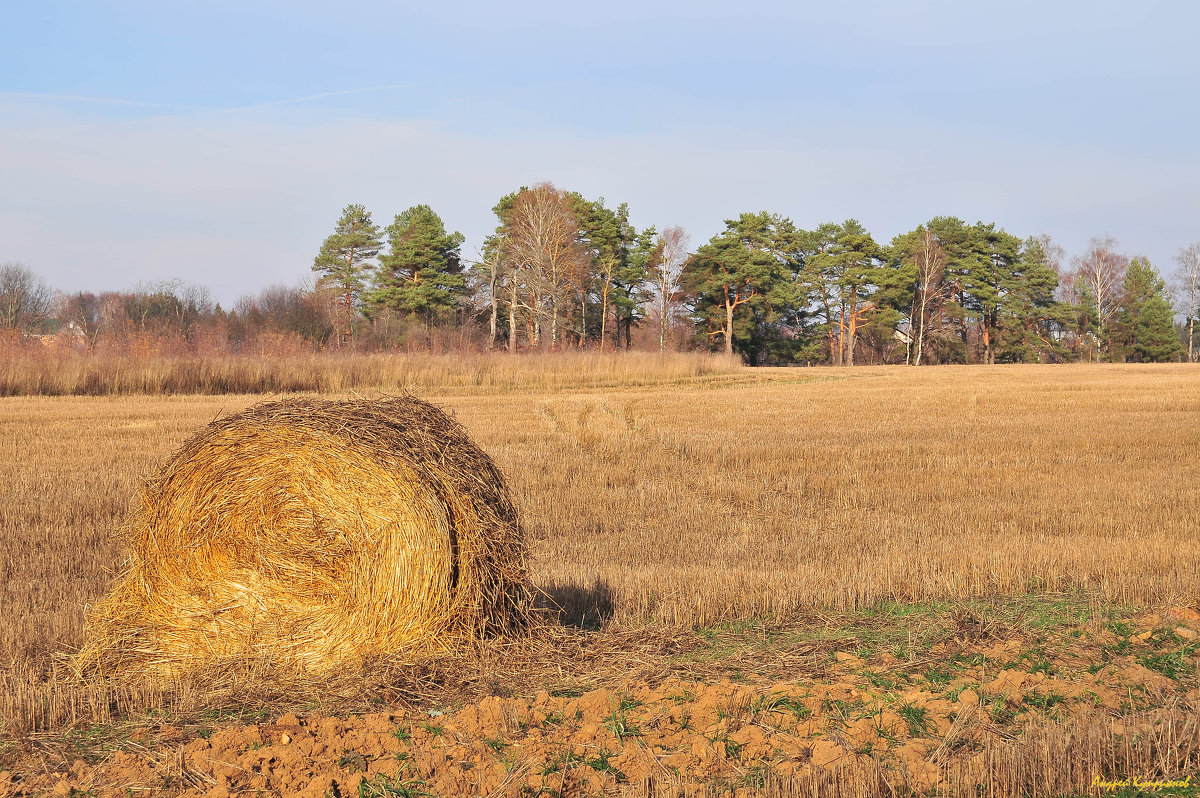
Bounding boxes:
[4,606,1197,797]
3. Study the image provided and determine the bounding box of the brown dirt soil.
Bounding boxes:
[3,607,1198,798]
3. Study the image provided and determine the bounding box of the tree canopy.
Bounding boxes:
[369,205,465,323]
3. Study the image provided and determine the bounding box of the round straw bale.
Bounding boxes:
[77,395,533,676]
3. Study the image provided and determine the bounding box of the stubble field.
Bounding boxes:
[2,361,1199,796]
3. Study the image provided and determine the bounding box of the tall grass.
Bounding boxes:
[0,350,741,396]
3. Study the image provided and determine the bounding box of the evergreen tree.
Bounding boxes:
[369,205,465,324]
[1001,236,1069,362]
[574,197,643,348]
[1113,258,1182,362]
[923,216,975,362]
[915,219,1058,363]
[312,203,381,346]
[958,223,1017,364]
[684,212,799,357]
[990,234,1061,362]
[803,220,900,366]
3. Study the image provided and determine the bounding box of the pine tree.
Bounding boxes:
[991,235,1061,362]
[574,197,643,348]
[369,205,465,325]
[1113,258,1181,362]
[684,212,799,357]
[1134,292,1182,362]
[923,216,975,363]
[312,204,381,347]
[803,220,893,366]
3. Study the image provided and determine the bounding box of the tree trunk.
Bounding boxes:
[658,274,668,354]
[1189,316,1195,363]
[837,305,847,366]
[846,316,856,367]
[599,281,609,353]
[914,304,927,366]
[579,290,587,349]
[487,273,499,350]
[658,304,666,353]
[724,296,735,356]
[821,293,837,364]
[507,281,518,352]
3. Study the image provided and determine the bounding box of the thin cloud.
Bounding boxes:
[0,85,421,121]
[211,84,418,113]
[0,91,180,109]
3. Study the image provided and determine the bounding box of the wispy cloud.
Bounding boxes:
[0,91,181,109]
[221,84,417,112]
[1,84,420,119]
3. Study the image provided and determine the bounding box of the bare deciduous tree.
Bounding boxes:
[470,244,508,350]
[54,291,104,349]
[1174,243,1200,362]
[1034,233,1067,285]
[909,227,946,366]
[0,262,53,335]
[1071,236,1127,350]
[646,226,690,353]
[504,183,588,349]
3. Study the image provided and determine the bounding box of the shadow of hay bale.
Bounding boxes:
[76,395,535,677]
[538,578,615,630]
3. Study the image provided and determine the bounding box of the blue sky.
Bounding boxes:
[2,0,1198,303]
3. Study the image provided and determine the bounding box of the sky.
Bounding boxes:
[2,0,1199,304]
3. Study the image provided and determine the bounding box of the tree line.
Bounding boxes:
[4,181,1198,363]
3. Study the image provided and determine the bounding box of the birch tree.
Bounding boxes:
[1071,236,1126,354]
[646,226,690,353]
[893,227,946,366]
[1174,243,1200,362]
[503,183,587,348]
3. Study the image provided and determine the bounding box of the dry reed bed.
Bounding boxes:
[2,363,1198,739]
[0,351,740,396]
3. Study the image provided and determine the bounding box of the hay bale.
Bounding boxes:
[78,395,533,676]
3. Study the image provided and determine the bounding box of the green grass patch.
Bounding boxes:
[601,705,640,741]
[753,693,812,721]
[482,735,508,753]
[896,703,931,737]
[1139,643,1198,681]
[357,772,433,798]
[1022,691,1067,711]
[584,749,626,781]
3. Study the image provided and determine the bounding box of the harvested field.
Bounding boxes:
[2,362,1199,795]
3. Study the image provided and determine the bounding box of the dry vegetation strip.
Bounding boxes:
[1,362,1199,792]
[0,351,742,396]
